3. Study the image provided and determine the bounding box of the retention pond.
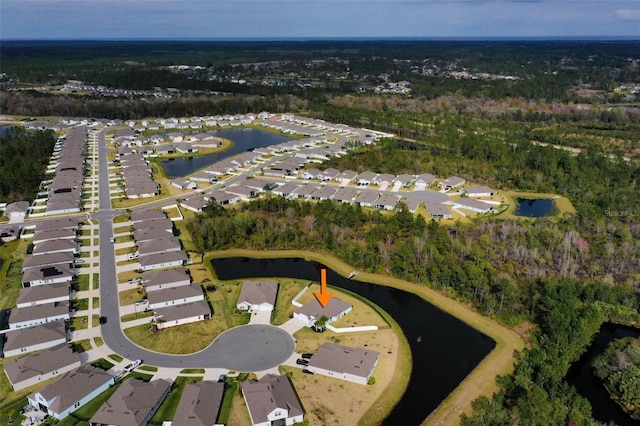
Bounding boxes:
[211,256,495,425]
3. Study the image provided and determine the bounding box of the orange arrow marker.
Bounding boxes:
[314,268,334,307]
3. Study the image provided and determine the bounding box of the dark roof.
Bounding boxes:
[172,381,225,426]
[237,281,278,306]
[294,297,352,320]
[309,342,380,379]
[243,374,304,424]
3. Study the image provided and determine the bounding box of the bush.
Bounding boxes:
[368,376,376,385]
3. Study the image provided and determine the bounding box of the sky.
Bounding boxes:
[1,0,639,40]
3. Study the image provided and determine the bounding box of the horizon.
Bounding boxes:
[2,1,638,40]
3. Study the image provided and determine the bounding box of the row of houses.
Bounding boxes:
[129,209,210,330]
[42,127,87,215]
[118,153,160,199]
[25,364,227,426]
[4,219,82,335]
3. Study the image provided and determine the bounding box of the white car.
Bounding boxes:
[123,359,142,373]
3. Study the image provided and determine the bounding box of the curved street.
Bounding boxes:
[96,130,297,368]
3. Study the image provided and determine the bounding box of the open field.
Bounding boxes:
[208,248,524,425]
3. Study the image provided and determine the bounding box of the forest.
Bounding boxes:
[1,39,639,424]
[592,337,640,421]
[0,127,56,202]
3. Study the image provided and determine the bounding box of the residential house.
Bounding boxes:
[236,281,278,311]
[353,190,379,208]
[273,182,300,199]
[22,252,75,272]
[203,190,240,205]
[425,203,452,220]
[22,264,74,287]
[299,168,322,180]
[453,198,494,214]
[332,187,359,204]
[90,378,171,426]
[293,297,353,328]
[415,173,436,187]
[460,185,495,197]
[147,284,205,310]
[139,251,189,271]
[170,178,197,191]
[292,185,319,199]
[438,176,466,191]
[356,171,378,186]
[374,194,400,211]
[394,174,416,188]
[4,201,30,219]
[142,267,191,292]
[154,300,211,330]
[131,209,167,224]
[32,228,77,245]
[27,365,114,421]
[0,224,21,242]
[3,322,68,358]
[168,381,225,426]
[17,282,70,308]
[242,374,305,426]
[4,344,81,391]
[311,186,337,201]
[319,168,340,182]
[137,237,182,257]
[373,173,396,187]
[180,197,209,213]
[8,301,70,329]
[336,170,357,185]
[307,342,380,385]
[32,239,78,256]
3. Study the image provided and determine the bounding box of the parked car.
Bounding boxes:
[302,369,314,374]
[109,237,115,243]
[301,353,313,359]
[124,359,142,372]
[296,358,309,366]
[99,316,108,325]
[128,277,142,284]
[134,300,146,306]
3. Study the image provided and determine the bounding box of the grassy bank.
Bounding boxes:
[207,248,524,425]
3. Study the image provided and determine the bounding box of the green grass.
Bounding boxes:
[90,358,115,371]
[179,368,205,374]
[92,297,100,309]
[71,339,92,353]
[108,354,124,363]
[74,274,90,291]
[70,315,89,330]
[93,274,100,289]
[113,214,129,223]
[148,376,203,426]
[217,379,238,425]
[0,240,26,310]
[121,311,153,322]
[73,297,89,311]
[126,371,154,382]
[93,337,104,347]
[137,365,158,372]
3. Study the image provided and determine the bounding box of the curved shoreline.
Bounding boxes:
[207,248,525,425]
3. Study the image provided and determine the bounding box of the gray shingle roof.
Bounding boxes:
[243,374,304,424]
[237,281,278,307]
[172,381,225,426]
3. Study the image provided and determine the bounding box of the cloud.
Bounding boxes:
[615,9,640,20]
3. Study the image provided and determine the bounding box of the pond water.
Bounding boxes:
[161,128,292,178]
[211,257,495,425]
[566,323,640,426]
[515,198,555,217]
[0,125,16,137]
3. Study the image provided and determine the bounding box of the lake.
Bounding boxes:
[161,128,292,178]
[566,323,640,426]
[515,198,555,217]
[211,257,495,425]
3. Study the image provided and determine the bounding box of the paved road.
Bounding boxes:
[95,130,296,369]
